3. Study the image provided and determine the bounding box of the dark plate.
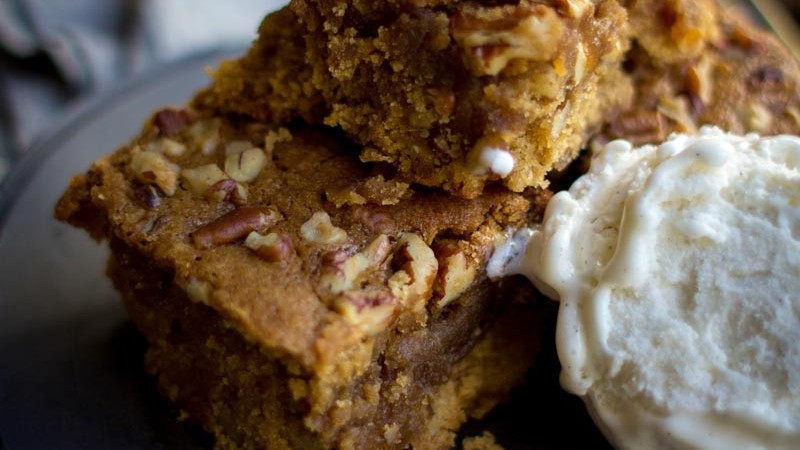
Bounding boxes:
[0,49,238,450]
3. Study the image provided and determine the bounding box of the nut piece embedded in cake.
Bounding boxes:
[300,211,348,245]
[153,107,190,136]
[318,234,392,296]
[130,149,180,196]
[224,146,267,183]
[333,288,399,335]
[145,137,187,158]
[432,241,478,309]
[245,231,295,262]
[388,233,438,317]
[192,206,282,249]
[453,4,564,76]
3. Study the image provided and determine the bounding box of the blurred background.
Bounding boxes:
[0,0,798,184]
[0,0,286,182]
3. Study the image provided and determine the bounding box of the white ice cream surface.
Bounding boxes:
[492,127,800,450]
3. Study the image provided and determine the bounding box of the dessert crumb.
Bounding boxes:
[462,431,504,450]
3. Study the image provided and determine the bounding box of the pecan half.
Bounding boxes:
[182,164,228,195]
[192,207,282,249]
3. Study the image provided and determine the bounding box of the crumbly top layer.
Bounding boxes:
[196,1,632,197]
[55,108,546,370]
[196,0,800,199]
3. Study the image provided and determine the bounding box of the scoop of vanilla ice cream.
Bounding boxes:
[490,126,800,450]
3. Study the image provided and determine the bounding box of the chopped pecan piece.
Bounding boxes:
[388,233,438,317]
[192,207,282,249]
[608,110,667,145]
[224,147,267,183]
[658,96,697,134]
[182,164,228,195]
[182,164,247,204]
[431,241,477,308]
[453,4,564,76]
[133,184,162,209]
[188,118,222,155]
[318,235,392,295]
[300,211,348,245]
[153,108,189,136]
[684,55,713,109]
[130,149,180,196]
[334,288,399,335]
[207,179,240,204]
[742,101,773,132]
[244,232,294,262]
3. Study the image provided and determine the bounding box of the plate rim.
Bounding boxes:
[0,47,243,233]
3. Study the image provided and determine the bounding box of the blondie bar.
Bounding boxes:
[196,1,633,197]
[56,107,553,449]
